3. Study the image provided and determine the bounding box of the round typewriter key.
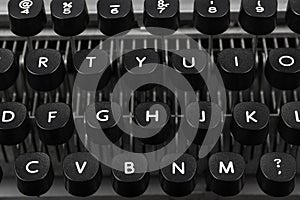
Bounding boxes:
[51,0,89,36]
[160,154,197,197]
[97,0,135,36]
[239,0,277,35]
[8,0,47,37]
[0,49,19,90]
[25,49,66,91]
[257,152,296,197]
[207,152,245,196]
[15,152,54,196]
[35,103,74,145]
[63,152,102,197]
[0,102,30,145]
[112,153,149,197]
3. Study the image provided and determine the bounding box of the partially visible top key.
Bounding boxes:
[97,0,135,36]
[51,0,89,36]
[193,0,230,35]
[286,0,300,34]
[144,0,180,35]
[8,0,47,36]
[239,0,278,35]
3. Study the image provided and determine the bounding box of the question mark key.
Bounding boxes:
[257,152,296,197]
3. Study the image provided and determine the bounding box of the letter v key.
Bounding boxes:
[63,152,102,196]
[75,161,87,174]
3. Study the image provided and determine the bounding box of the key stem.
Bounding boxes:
[27,37,33,51]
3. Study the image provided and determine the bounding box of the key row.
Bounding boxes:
[1,48,300,91]
[1,101,300,146]
[4,151,296,197]
[7,0,300,37]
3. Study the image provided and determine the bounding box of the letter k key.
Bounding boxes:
[231,102,270,145]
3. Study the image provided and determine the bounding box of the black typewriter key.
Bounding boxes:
[25,49,66,91]
[231,102,270,145]
[194,0,230,35]
[134,102,172,145]
[112,153,149,197]
[97,0,135,36]
[207,152,245,196]
[144,0,179,35]
[51,0,89,36]
[170,50,208,90]
[239,0,277,35]
[160,154,197,197]
[35,103,74,145]
[123,49,161,72]
[185,102,222,145]
[63,152,102,197]
[217,48,255,91]
[257,152,296,197]
[286,0,300,34]
[265,48,300,90]
[85,102,123,144]
[0,102,29,145]
[279,102,300,145]
[122,49,161,91]
[15,152,54,196]
[0,49,19,90]
[73,49,111,90]
[8,0,47,36]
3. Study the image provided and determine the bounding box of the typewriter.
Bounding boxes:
[0,0,299,199]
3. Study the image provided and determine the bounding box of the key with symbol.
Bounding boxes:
[230,102,270,145]
[8,0,47,37]
[193,0,230,35]
[51,0,89,37]
[97,0,135,36]
[207,152,245,196]
[63,152,102,197]
[257,152,296,197]
[239,0,277,35]
[265,48,300,90]
[8,0,47,50]
[15,152,54,196]
[144,0,180,35]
